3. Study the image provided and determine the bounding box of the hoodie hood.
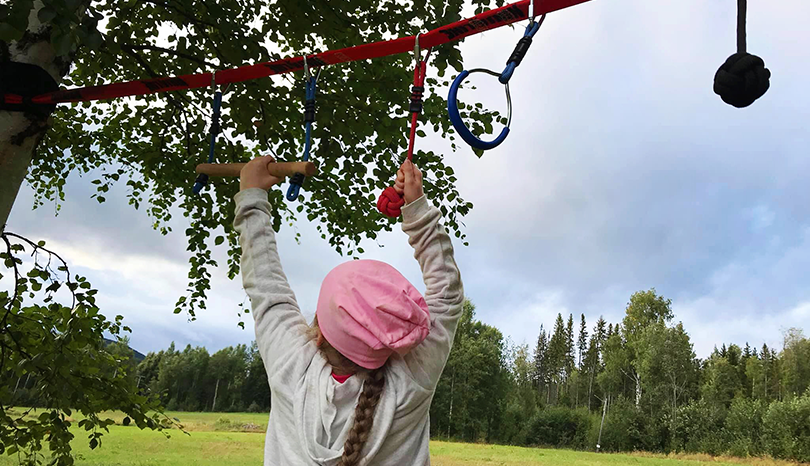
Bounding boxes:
[294,352,396,465]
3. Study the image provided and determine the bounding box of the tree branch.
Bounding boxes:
[121,44,216,69]
[141,0,218,28]
[118,47,196,121]
[4,231,77,310]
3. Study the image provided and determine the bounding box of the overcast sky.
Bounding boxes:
[6,0,810,360]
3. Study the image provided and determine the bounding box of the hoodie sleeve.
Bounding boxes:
[233,188,311,373]
[398,195,465,389]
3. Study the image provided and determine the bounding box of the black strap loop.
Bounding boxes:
[410,85,424,114]
[290,172,306,188]
[304,99,316,123]
[507,36,534,68]
[0,62,58,116]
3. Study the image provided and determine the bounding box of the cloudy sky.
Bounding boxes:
[6,0,810,359]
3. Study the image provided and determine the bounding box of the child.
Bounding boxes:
[234,156,464,466]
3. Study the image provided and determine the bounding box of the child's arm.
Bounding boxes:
[233,157,311,372]
[397,160,465,389]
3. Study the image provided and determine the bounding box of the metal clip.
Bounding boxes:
[303,55,322,83]
[529,0,538,22]
[414,34,421,67]
[210,70,232,94]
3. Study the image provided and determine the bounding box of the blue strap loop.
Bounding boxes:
[499,18,543,84]
[192,89,223,194]
[447,16,544,151]
[286,63,319,202]
[447,68,512,151]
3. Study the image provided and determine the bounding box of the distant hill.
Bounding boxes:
[103,338,146,362]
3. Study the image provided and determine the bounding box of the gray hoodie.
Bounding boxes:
[234,190,464,466]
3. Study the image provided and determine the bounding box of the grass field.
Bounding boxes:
[0,410,802,466]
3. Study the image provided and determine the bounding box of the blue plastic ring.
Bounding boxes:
[447,69,511,151]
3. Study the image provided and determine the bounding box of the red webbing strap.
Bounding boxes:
[4,0,592,106]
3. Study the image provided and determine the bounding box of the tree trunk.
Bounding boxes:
[596,394,608,452]
[447,370,454,439]
[587,369,594,412]
[212,378,220,412]
[672,383,677,422]
[14,376,22,394]
[0,1,72,229]
[764,371,768,399]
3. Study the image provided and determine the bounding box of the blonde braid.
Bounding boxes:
[338,368,386,466]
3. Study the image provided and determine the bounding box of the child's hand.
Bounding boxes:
[395,159,424,204]
[240,155,284,191]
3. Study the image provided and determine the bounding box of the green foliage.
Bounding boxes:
[111,340,269,415]
[430,300,509,443]
[597,333,630,397]
[0,233,167,465]
[13,0,506,322]
[670,398,727,455]
[212,417,236,431]
[636,322,699,419]
[622,289,673,343]
[702,354,745,409]
[779,328,810,398]
[722,397,767,457]
[596,397,647,452]
[762,391,810,462]
[525,407,592,449]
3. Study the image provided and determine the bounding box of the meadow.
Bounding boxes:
[0,411,803,466]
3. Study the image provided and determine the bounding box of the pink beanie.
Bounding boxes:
[316,260,430,370]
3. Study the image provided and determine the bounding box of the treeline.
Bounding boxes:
[8,289,807,461]
[428,290,810,462]
[134,341,271,413]
[10,339,271,414]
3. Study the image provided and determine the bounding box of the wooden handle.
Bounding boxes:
[195,161,317,178]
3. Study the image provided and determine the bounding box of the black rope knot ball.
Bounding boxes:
[713,52,771,108]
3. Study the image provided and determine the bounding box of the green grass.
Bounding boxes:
[0,410,801,466]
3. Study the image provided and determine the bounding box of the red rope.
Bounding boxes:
[0,0,593,106]
[377,58,428,218]
[407,60,428,161]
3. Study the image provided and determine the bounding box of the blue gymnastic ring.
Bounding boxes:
[447,69,512,151]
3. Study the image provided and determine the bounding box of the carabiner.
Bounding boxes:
[529,0,539,22]
[286,56,319,201]
[447,68,512,151]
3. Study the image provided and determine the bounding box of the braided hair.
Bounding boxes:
[337,368,386,466]
[309,317,387,466]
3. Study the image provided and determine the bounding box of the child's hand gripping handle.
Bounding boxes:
[377,160,424,218]
[196,161,317,178]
